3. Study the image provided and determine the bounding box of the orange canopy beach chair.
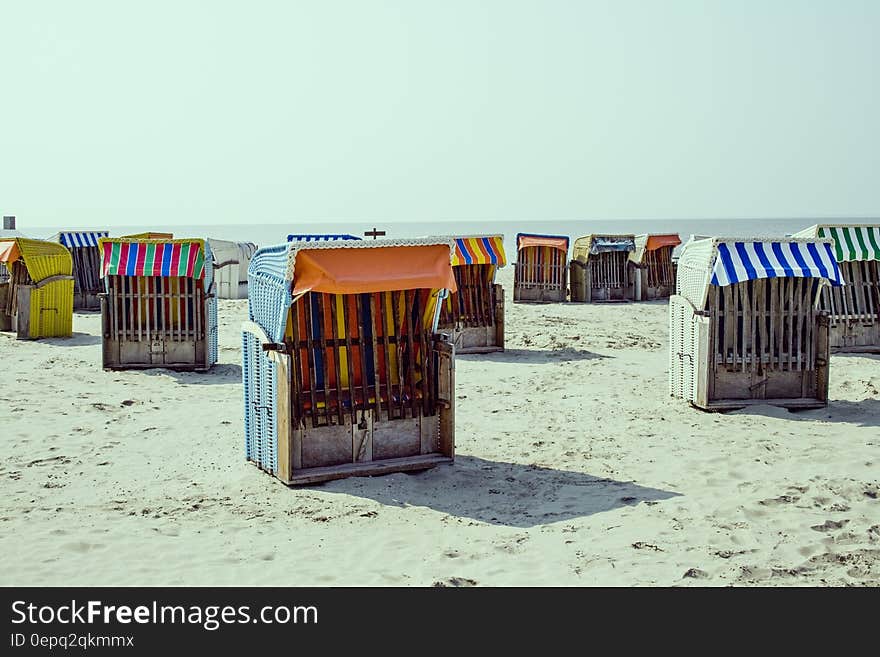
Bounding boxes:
[243,237,458,485]
[513,233,569,303]
[629,233,682,301]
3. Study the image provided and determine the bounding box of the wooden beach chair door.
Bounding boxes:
[707,277,828,403]
[277,288,452,480]
[515,246,565,302]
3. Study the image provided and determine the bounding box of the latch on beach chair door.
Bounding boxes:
[150,340,166,363]
[434,336,454,409]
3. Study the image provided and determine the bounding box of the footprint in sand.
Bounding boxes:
[61,541,105,553]
[758,494,800,506]
[432,577,477,587]
[811,519,849,533]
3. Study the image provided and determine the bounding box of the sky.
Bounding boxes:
[1,1,878,228]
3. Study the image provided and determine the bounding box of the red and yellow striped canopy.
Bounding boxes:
[450,235,506,267]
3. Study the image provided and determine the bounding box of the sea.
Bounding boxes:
[13,217,879,254]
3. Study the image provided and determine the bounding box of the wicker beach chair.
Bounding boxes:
[243,237,457,485]
[569,234,636,303]
[629,233,682,301]
[669,236,843,410]
[208,238,258,300]
[52,231,108,310]
[793,224,880,353]
[513,233,569,303]
[438,235,506,354]
[0,238,74,339]
[98,237,218,371]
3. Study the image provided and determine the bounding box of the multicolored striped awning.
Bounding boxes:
[287,234,361,242]
[817,225,880,262]
[55,231,109,248]
[451,235,506,267]
[99,239,207,279]
[710,240,843,287]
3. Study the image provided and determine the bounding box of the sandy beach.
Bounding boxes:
[1,267,877,587]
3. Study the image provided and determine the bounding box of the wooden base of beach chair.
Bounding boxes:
[278,452,453,486]
[827,322,880,353]
[0,283,10,331]
[102,337,212,371]
[819,261,880,352]
[696,397,827,412]
[513,287,566,303]
[452,326,504,353]
[640,284,675,301]
[569,259,635,303]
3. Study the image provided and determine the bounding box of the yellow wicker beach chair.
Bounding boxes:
[0,238,74,339]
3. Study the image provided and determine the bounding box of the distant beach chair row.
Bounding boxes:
[0,232,258,346]
[513,232,682,303]
[2,226,879,486]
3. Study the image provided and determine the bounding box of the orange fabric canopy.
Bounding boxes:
[291,244,457,295]
[517,235,569,252]
[644,234,681,251]
[0,239,21,264]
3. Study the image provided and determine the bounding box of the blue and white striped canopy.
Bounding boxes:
[56,231,108,248]
[710,241,843,287]
[287,234,360,242]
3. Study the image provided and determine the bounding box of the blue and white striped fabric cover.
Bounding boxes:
[287,234,361,242]
[57,231,108,248]
[710,241,843,287]
[247,243,293,343]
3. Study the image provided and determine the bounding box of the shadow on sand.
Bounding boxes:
[133,362,242,384]
[458,347,607,365]
[728,397,880,428]
[316,455,679,528]
[43,332,102,347]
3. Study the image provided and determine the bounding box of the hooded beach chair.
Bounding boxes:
[513,233,569,303]
[569,234,636,302]
[438,235,506,353]
[242,237,457,485]
[207,238,258,299]
[793,224,880,353]
[669,236,843,411]
[98,237,218,371]
[629,233,682,301]
[52,231,109,310]
[0,238,74,339]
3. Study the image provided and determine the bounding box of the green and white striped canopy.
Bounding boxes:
[794,224,880,262]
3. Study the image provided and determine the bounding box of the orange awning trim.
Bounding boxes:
[644,234,681,252]
[517,235,569,253]
[292,244,458,296]
[0,239,21,264]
